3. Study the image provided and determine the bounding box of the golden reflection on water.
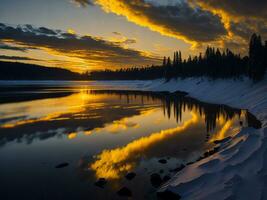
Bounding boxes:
[1,112,63,128]
[0,91,106,128]
[0,88,246,183]
[106,118,140,134]
[90,112,198,179]
[89,107,244,180]
[209,110,246,142]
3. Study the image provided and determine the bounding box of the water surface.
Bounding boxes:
[0,81,255,200]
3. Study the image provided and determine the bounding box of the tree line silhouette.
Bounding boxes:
[89,33,267,81]
[0,61,87,80]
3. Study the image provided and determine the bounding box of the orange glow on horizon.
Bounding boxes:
[0,91,106,128]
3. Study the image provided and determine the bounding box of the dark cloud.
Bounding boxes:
[112,32,122,36]
[22,24,59,36]
[111,32,137,45]
[190,1,267,37]
[84,0,227,43]
[0,23,159,69]
[147,2,227,42]
[38,27,58,35]
[112,38,137,46]
[228,20,267,41]
[123,38,137,45]
[193,0,267,20]
[0,55,41,61]
[72,0,94,7]
[0,43,28,52]
[229,21,254,40]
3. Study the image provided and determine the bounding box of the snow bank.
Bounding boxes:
[141,77,267,200]
[97,77,267,200]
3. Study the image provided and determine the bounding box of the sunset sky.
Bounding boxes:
[0,0,266,72]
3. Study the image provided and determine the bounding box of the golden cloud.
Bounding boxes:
[0,23,160,72]
[92,0,227,46]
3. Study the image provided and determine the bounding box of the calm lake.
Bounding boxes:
[0,81,258,200]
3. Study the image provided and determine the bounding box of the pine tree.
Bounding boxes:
[179,51,182,64]
[248,34,265,80]
[175,51,179,66]
[167,57,171,67]
[163,56,167,67]
[173,52,176,67]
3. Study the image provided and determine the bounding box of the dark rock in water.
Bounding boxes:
[55,162,69,168]
[158,159,167,164]
[204,153,209,158]
[125,172,136,180]
[203,151,210,157]
[150,173,163,188]
[163,175,171,182]
[169,164,185,173]
[117,187,132,197]
[157,190,181,200]
[213,146,220,152]
[159,169,164,174]
[94,178,107,188]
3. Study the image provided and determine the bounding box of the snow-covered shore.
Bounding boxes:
[97,77,267,200]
